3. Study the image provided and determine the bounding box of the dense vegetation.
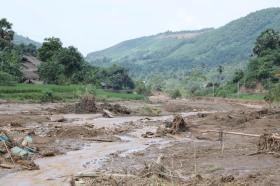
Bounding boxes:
[0,18,24,84]
[213,29,280,102]
[86,8,280,95]
[0,18,135,93]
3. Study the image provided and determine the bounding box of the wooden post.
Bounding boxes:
[193,142,197,175]
[212,82,215,97]
[203,130,261,138]
[237,81,240,98]
[219,129,224,157]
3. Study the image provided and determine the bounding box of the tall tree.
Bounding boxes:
[0,18,14,49]
[53,46,83,77]
[253,29,280,57]
[38,37,62,61]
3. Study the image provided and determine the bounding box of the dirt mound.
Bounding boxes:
[48,126,105,139]
[56,96,131,115]
[72,172,172,186]
[0,115,48,127]
[200,109,271,128]
[142,115,188,138]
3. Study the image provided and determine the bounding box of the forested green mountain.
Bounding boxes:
[86,8,280,81]
[13,34,41,48]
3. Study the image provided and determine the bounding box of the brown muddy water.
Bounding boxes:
[0,112,200,186]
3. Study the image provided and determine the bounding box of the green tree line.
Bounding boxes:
[0,18,135,90]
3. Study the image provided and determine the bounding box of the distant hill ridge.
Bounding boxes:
[13,34,41,48]
[86,8,280,80]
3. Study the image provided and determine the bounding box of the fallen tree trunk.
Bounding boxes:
[0,163,14,169]
[81,137,114,142]
[75,172,137,178]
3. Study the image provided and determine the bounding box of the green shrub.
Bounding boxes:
[216,83,237,97]
[171,89,182,99]
[135,81,151,96]
[266,83,280,103]
[0,71,17,85]
[40,90,55,102]
[141,105,161,116]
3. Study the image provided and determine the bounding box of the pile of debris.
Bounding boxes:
[139,154,183,183]
[57,95,131,117]
[142,115,188,138]
[258,133,280,153]
[99,103,131,115]
[0,130,39,170]
[168,114,189,134]
[75,94,98,113]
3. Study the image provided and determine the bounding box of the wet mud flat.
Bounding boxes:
[0,98,279,185]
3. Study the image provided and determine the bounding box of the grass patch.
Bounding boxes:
[0,84,144,102]
[227,93,265,101]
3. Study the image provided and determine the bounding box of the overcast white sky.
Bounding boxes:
[1,0,280,55]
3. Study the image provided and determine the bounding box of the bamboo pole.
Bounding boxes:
[3,141,15,167]
[203,130,261,137]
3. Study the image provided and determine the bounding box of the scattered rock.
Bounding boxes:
[141,131,155,138]
[103,109,114,118]
[197,113,207,118]
[49,115,65,122]
[221,175,235,182]
[40,150,56,157]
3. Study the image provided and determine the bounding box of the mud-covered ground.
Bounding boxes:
[0,97,279,186]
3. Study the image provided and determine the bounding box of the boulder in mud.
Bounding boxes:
[49,115,65,122]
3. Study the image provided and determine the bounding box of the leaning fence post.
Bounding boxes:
[193,142,197,175]
[219,129,224,157]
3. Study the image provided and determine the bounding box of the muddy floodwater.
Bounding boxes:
[0,98,280,186]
